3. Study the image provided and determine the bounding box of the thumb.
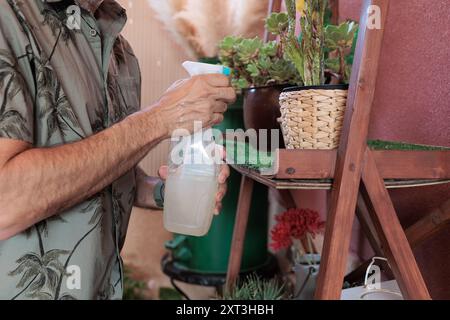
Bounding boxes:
[158,166,169,180]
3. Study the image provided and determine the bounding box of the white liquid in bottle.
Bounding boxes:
[163,136,219,237]
[163,168,218,237]
[163,61,229,237]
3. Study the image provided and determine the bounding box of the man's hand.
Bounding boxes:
[158,163,230,215]
[150,74,236,136]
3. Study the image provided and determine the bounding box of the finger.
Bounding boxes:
[214,203,222,215]
[211,113,224,125]
[212,87,236,104]
[158,166,169,180]
[212,101,228,113]
[215,144,227,161]
[198,74,230,87]
[218,165,230,184]
[216,184,228,202]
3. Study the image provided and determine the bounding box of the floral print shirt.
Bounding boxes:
[0,0,141,300]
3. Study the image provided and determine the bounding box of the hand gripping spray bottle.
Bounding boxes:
[163,61,231,236]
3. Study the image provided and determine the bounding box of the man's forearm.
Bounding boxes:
[0,107,167,239]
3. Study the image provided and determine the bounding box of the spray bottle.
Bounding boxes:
[163,61,231,236]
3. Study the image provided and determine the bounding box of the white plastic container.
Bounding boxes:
[163,61,230,236]
[163,130,219,236]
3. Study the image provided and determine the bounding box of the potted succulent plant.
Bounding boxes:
[270,208,325,300]
[268,0,358,150]
[222,274,285,300]
[219,36,302,148]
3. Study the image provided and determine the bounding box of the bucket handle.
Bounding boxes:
[361,257,403,300]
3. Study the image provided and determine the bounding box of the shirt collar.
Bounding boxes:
[41,0,116,15]
[40,0,127,35]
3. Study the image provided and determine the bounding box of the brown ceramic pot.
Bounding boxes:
[243,84,292,149]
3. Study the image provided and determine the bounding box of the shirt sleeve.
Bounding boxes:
[0,25,34,144]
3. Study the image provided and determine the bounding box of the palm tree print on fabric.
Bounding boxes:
[9,193,106,300]
[53,220,103,300]
[41,5,79,43]
[24,215,67,239]
[9,203,105,300]
[9,223,70,300]
[107,73,128,124]
[8,0,84,141]
[36,51,84,140]
[91,106,106,134]
[108,39,138,123]
[0,49,30,141]
[82,195,105,226]
[113,189,125,214]
[52,194,106,299]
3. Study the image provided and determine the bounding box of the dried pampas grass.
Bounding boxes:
[170,0,186,12]
[173,0,230,58]
[147,0,196,58]
[228,0,269,38]
[147,0,270,58]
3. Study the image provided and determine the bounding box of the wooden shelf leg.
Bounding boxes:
[225,175,254,293]
[314,188,358,299]
[314,0,390,299]
[361,149,431,300]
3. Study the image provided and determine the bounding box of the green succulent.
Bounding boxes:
[218,36,237,58]
[260,41,278,58]
[231,78,249,91]
[219,35,301,91]
[265,12,289,36]
[325,21,358,50]
[223,274,285,300]
[246,63,260,78]
[269,59,302,84]
[218,36,241,66]
[325,21,358,82]
[237,38,263,64]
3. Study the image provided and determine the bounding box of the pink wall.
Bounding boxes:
[339,0,450,299]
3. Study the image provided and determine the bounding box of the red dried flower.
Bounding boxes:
[270,208,325,252]
[270,222,292,251]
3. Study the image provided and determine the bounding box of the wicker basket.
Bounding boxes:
[279,85,349,150]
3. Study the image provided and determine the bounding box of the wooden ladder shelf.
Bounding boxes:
[224,0,449,300]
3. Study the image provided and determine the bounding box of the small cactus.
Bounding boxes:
[267,0,358,86]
